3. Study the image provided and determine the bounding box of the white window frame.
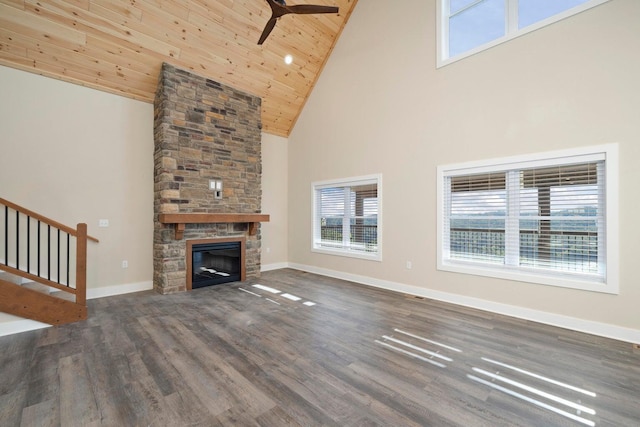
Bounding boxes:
[437,0,611,68]
[312,174,383,261]
[437,144,619,294]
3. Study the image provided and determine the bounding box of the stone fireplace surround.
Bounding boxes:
[153,63,265,294]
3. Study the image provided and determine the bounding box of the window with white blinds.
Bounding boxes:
[437,145,619,293]
[312,175,382,261]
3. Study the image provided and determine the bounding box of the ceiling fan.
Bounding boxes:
[258,0,339,45]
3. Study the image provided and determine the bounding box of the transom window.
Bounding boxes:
[437,0,611,66]
[312,175,382,261]
[437,145,619,293]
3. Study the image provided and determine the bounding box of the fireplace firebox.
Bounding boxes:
[187,238,246,289]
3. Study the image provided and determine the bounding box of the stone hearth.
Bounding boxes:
[153,63,263,294]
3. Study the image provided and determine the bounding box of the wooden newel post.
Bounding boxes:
[76,223,88,306]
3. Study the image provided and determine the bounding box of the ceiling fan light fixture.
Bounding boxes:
[284,54,293,65]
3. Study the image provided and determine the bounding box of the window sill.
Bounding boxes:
[312,246,382,262]
[438,260,617,295]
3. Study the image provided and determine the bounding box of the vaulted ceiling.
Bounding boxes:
[0,0,358,137]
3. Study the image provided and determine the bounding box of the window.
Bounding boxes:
[437,0,611,66]
[437,144,618,293]
[312,175,382,260]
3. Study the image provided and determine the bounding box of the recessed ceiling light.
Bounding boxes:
[284,54,293,65]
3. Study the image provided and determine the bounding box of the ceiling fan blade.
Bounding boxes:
[258,18,278,45]
[286,5,339,14]
[258,1,339,44]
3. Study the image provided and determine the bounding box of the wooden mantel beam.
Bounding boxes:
[158,213,270,240]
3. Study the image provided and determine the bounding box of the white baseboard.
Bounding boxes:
[287,262,640,345]
[0,281,154,337]
[87,281,153,300]
[261,262,289,272]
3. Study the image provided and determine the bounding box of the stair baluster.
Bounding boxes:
[0,197,98,325]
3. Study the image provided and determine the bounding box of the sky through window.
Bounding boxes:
[447,0,595,59]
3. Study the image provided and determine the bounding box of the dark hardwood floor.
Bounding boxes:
[1,269,639,426]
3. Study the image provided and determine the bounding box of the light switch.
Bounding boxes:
[210,179,223,199]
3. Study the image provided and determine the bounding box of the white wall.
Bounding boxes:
[261,132,289,269]
[288,0,640,337]
[0,65,155,326]
[0,66,290,331]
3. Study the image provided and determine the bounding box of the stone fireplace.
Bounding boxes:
[153,63,265,294]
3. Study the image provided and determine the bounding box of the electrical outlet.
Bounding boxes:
[122,260,128,269]
[99,219,109,227]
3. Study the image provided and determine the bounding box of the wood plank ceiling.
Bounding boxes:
[0,0,358,136]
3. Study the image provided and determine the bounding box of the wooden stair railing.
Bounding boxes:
[0,197,98,325]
